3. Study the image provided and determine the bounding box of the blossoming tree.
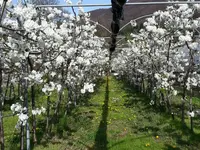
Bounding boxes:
[112,2,200,131]
[0,0,109,149]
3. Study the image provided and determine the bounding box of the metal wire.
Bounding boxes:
[88,19,111,34]
[119,14,153,32]
[36,1,200,8]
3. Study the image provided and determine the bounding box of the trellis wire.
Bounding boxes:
[36,1,200,8]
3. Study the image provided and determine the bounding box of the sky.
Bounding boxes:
[60,0,110,13]
[12,0,111,12]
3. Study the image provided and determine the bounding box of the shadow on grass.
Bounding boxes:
[163,144,181,150]
[120,77,200,150]
[8,132,20,150]
[92,76,109,150]
[121,81,151,110]
[166,119,200,149]
[26,78,106,149]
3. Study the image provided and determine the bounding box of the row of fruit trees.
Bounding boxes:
[0,0,109,149]
[113,1,200,134]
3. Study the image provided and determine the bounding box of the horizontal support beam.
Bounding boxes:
[36,1,200,8]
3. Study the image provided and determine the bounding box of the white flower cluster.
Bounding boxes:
[172,90,178,96]
[18,113,29,126]
[42,82,62,95]
[65,0,72,5]
[154,73,170,89]
[81,83,95,94]
[32,107,46,115]
[187,111,195,117]
[15,4,37,18]
[186,77,198,90]
[130,20,137,27]
[145,25,166,35]
[149,100,155,105]
[26,70,43,85]
[179,35,192,42]
[56,55,65,65]
[11,103,28,126]
[11,103,46,127]
[10,103,23,113]
[24,19,40,32]
[42,82,55,95]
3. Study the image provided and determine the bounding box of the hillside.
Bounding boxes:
[90,0,168,36]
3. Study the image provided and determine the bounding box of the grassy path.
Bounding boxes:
[17,76,200,150]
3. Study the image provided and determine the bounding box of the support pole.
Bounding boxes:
[109,0,126,58]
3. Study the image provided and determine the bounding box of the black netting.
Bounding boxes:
[110,0,127,54]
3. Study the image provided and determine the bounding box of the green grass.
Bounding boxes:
[3,76,200,150]
[3,111,19,150]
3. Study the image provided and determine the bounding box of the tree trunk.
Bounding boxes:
[9,83,12,100]
[53,92,62,123]
[65,87,72,116]
[0,58,5,150]
[54,63,64,121]
[181,98,185,127]
[20,126,24,150]
[26,123,30,150]
[141,75,145,93]
[45,74,51,136]
[4,74,10,101]
[46,95,50,137]
[166,92,172,114]
[28,56,37,144]
[24,61,30,150]
[181,42,195,127]
[0,111,4,150]
[189,89,193,132]
[18,79,21,100]
[31,85,37,144]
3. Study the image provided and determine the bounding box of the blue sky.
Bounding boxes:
[61,0,110,13]
[12,0,111,12]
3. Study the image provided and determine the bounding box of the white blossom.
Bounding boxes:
[56,55,65,65]
[150,100,155,105]
[81,83,95,94]
[32,107,46,116]
[187,111,195,117]
[130,20,137,27]
[172,90,177,96]
[26,70,43,84]
[65,0,72,5]
[18,113,29,126]
[56,84,62,92]
[42,82,56,95]
[179,35,192,42]
[11,103,22,113]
